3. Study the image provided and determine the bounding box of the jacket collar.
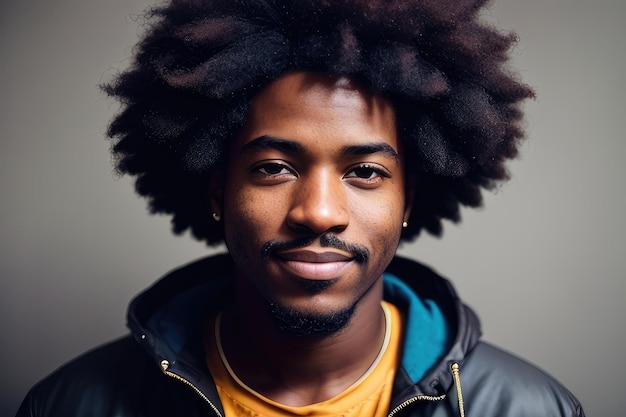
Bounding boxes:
[126,253,481,408]
[384,257,481,402]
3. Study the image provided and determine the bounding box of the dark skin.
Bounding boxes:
[210,72,413,406]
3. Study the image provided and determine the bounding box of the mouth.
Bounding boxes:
[274,250,355,280]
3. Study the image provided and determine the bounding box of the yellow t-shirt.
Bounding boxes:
[205,301,402,417]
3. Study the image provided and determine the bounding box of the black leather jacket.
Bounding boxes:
[17,255,585,416]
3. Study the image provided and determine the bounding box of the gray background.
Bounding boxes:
[2,0,624,416]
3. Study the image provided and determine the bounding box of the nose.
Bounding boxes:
[287,170,349,234]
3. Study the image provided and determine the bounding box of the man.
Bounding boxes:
[18,0,585,416]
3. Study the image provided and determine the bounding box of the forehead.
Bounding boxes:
[232,72,399,156]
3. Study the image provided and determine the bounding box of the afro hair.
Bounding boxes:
[104,0,535,245]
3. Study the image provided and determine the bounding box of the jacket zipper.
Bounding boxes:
[164,367,450,417]
[387,394,446,417]
[163,369,224,417]
[163,366,445,417]
[161,360,464,417]
[450,362,465,417]
[388,362,465,417]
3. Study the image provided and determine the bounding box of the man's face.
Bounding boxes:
[217,72,410,336]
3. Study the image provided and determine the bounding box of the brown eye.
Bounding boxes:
[351,166,378,179]
[258,163,292,176]
[344,163,391,189]
[345,164,390,180]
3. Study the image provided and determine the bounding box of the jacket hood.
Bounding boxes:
[384,257,481,399]
[126,253,481,399]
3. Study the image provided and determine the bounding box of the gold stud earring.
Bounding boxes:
[212,212,221,222]
[402,221,408,228]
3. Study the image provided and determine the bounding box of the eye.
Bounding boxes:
[258,163,293,176]
[349,166,379,180]
[344,164,390,187]
[251,161,297,184]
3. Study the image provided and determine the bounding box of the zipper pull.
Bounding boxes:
[451,362,465,417]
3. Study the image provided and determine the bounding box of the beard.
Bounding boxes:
[265,301,356,337]
[257,232,368,337]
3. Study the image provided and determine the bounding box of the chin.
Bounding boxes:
[265,300,356,337]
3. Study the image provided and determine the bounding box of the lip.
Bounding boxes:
[275,250,354,280]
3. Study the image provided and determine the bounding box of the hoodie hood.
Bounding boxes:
[384,256,481,399]
[126,253,481,401]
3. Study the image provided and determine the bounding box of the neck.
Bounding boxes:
[217,278,386,406]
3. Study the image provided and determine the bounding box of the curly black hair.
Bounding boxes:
[104,0,534,245]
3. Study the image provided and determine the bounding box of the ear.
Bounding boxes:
[403,172,416,223]
[209,168,225,218]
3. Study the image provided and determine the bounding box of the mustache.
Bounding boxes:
[261,233,369,264]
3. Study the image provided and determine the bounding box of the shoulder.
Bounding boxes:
[459,342,585,416]
[16,336,158,417]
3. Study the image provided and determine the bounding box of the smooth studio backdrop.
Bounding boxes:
[2,1,625,416]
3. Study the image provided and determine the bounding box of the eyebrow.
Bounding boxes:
[341,143,400,161]
[239,135,400,161]
[239,135,304,155]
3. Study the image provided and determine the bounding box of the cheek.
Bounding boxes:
[349,184,406,228]
[224,185,284,243]
[351,185,405,247]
